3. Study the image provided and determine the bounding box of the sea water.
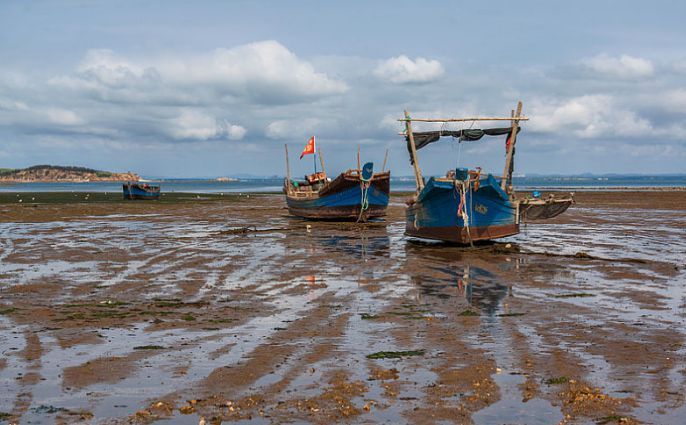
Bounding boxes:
[0,175,684,193]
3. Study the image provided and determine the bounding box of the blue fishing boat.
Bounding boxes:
[284,144,390,221]
[406,172,520,243]
[401,102,572,244]
[123,182,160,200]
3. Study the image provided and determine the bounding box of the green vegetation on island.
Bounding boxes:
[0,165,139,182]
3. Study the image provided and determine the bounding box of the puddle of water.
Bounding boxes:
[472,371,562,425]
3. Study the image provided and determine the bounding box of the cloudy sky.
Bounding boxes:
[1,0,685,178]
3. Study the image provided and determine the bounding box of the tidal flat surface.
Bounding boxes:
[0,192,684,424]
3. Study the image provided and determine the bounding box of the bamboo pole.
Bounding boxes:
[405,110,424,192]
[382,148,389,172]
[318,148,327,176]
[398,116,528,123]
[501,101,523,193]
[284,144,291,194]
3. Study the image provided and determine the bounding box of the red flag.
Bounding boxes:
[505,133,515,153]
[299,136,316,159]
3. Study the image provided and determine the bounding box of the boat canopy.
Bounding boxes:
[405,127,520,164]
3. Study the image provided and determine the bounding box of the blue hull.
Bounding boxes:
[286,172,390,220]
[406,174,518,243]
[123,183,160,200]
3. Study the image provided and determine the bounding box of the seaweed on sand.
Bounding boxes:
[545,376,570,385]
[366,350,425,359]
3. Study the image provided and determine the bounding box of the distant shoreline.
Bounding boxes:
[0,165,139,183]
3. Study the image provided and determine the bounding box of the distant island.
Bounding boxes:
[0,165,140,183]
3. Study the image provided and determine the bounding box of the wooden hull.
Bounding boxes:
[518,197,573,220]
[123,183,160,200]
[405,223,519,244]
[285,171,390,221]
[405,174,519,244]
[286,202,388,220]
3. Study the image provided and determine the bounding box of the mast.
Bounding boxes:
[313,137,317,173]
[501,101,523,193]
[318,148,327,176]
[284,144,291,193]
[404,110,424,193]
[382,148,389,172]
[285,144,291,180]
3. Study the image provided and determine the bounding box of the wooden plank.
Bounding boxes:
[405,110,425,192]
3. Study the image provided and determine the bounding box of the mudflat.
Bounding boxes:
[0,191,684,424]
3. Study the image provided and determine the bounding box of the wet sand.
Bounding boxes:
[0,191,684,424]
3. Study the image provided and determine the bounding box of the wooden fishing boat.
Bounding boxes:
[400,101,572,244]
[122,182,160,200]
[283,145,390,221]
[517,194,573,220]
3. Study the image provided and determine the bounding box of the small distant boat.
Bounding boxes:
[123,182,160,200]
[283,141,390,221]
[400,101,572,244]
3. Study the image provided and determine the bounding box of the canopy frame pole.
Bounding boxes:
[284,144,291,194]
[405,110,424,193]
[501,101,523,194]
[399,116,528,123]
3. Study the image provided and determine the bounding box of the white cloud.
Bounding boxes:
[662,88,686,112]
[374,55,444,84]
[51,41,348,105]
[45,108,84,125]
[0,97,29,112]
[168,109,245,141]
[168,110,217,140]
[529,95,653,138]
[581,54,654,79]
[77,49,154,86]
[265,120,290,139]
[379,114,401,132]
[219,120,247,140]
[265,118,320,140]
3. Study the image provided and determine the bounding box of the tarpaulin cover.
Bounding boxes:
[406,127,520,164]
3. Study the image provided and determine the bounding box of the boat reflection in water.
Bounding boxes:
[316,233,391,260]
[403,242,516,316]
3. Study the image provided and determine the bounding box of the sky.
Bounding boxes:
[1,0,685,178]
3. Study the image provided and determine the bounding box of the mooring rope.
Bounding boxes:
[455,179,475,247]
[357,174,372,223]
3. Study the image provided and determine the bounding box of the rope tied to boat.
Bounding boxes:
[454,179,475,247]
[357,173,372,223]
